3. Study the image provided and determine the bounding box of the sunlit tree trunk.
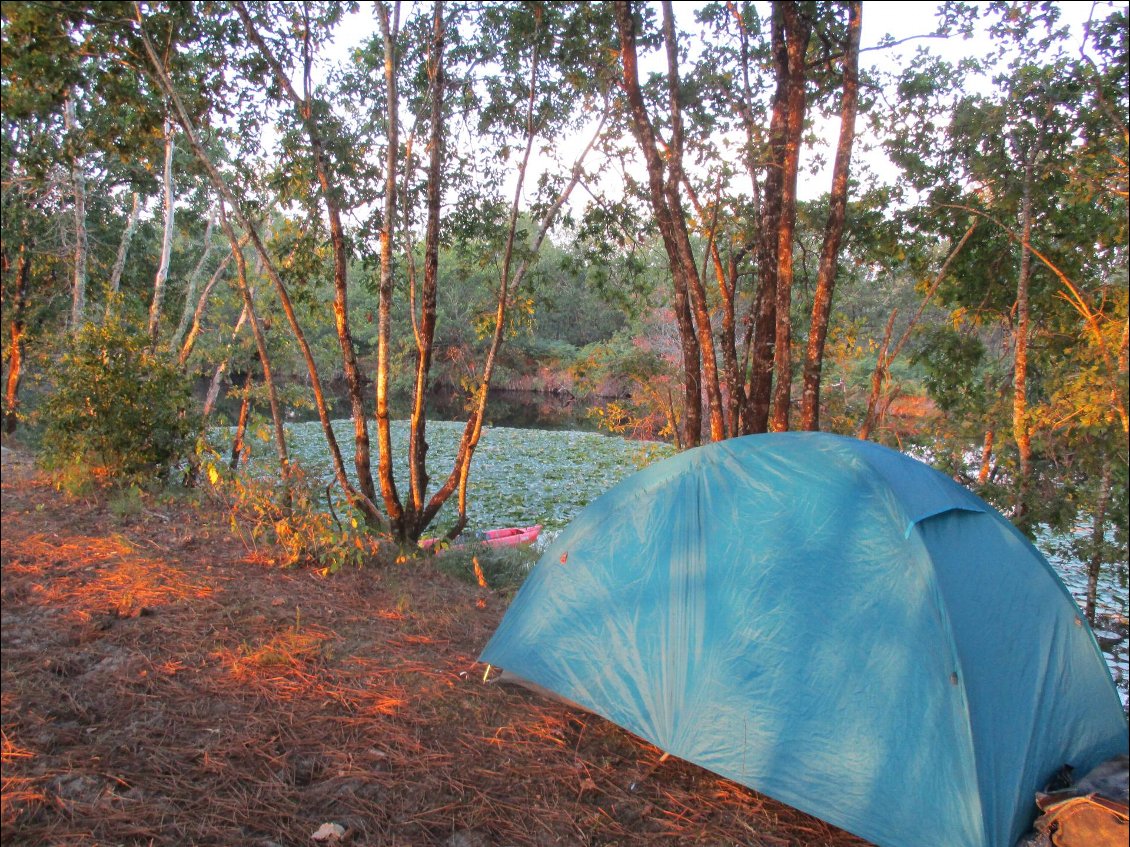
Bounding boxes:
[375,0,406,534]
[148,115,176,348]
[769,1,811,433]
[977,429,994,485]
[800,1,861,431]
[229,392,252,472]
[615,0,703,447]
[1012,145,1037,526]
[3,244,30,434]
[64,96,88,331]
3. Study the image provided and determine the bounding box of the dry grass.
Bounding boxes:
[1,453,873,847]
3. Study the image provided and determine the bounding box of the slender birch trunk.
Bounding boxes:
[172,210,216,351]
[149,115,176,348]
[106,191,140,316]
[64,96,88,332]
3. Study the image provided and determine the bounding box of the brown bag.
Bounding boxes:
[1033,792,1129,847]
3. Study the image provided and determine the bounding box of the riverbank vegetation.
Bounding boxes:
[2,2,1126,598]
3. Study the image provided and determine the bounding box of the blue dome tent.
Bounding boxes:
[480,433,1127,847]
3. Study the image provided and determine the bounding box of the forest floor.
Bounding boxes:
[0,447,871,847]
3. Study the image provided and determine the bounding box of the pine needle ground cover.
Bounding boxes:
[1,451,869,847]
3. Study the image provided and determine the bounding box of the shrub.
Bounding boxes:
[39,317,200,487]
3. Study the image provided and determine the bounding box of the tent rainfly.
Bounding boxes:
[480,433,1128,847]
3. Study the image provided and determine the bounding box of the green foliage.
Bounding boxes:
[38,316,200,487]
[210,462,390,574]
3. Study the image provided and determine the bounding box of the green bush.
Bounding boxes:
[39,317,200,487]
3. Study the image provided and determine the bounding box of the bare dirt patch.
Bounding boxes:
[2,456,871,846]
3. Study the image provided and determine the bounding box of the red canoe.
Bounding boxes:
[420,525,542,552]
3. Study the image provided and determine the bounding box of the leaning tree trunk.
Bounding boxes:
[172,210,216,351]
[149,115,176,348]
[3,244,30,434]
[136,9,385,529]
[235,0,378,511]
[220,201,290,502]
[106,191,140,317]
[800,1,861,431]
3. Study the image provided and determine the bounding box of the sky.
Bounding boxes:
[311,2,1118,210]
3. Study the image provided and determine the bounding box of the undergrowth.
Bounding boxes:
[205,461,391,573]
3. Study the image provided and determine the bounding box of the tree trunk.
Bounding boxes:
[64,96,88,332]
[3,244,30,434]
[178,246,236,367]
[235,0,379,511]
[800,1,861,431]
[220,201,290,500]
[1013,146,1037,527]
[769,2,812,433]
[857,222,978,440]
[744,6,789,435]
[661,0,725,443]
[682,177,751,438]
[229,393,251,471]
[614,0,703,447]
[136,10,385,529]
[858,309,896,441]
[202,303,249,419]
[106,191,140,315]
[411,1,445,537]
[172,209,216,351]
[375,0,407,534]
[977,429,994,485]
[149,115,176,348]
[1084,454,1112,626]
[432,68,606,542]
